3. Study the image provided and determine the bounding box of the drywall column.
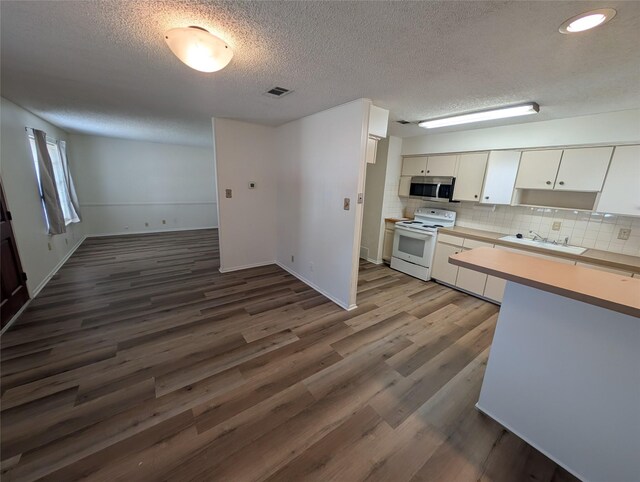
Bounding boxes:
[212,118,277,272]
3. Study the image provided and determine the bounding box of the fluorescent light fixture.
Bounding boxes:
[559,8,616,34]
[418,103,540,129]
[164,26,233,73]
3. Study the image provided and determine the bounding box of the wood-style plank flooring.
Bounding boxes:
[1,229,580,481]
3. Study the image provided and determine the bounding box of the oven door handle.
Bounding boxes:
[436,183,442,198]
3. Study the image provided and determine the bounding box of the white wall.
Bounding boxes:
[381,136,405,219]
[275,99,370,309]
[213,99,370,309]
[69,134,217,235]
[0,97,85,296]
[402,109,640,156]
[212,118,277,272]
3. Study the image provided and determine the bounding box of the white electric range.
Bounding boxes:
[390,208,456,281]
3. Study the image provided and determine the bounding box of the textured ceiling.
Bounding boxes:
[2,1,639,147]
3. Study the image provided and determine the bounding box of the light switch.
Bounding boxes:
[344,198,350,210]
[225,189,232,199]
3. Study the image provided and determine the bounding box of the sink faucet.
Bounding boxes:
[529,230,547,242]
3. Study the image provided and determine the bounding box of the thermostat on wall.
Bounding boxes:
[248,181,256,189]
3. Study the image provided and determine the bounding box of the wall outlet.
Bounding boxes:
[309,262,314,272]
[47,242,52,251]
[291,255,294,263]
[145,222,149,227]
[343,198,350,210]
[124,225,129,230]
[65,238,68,245]
[618,228,631,240]
[552,221,561,231]
[162,219,166,224]
[226,189,232,199]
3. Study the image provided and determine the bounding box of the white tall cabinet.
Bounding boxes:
[480,151,521,205]
[597,145,640,216]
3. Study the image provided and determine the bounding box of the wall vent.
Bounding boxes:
[264,86,292,98]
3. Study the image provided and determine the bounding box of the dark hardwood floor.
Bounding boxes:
[0,229,580,481]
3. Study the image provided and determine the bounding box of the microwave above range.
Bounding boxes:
[406,176,456,202]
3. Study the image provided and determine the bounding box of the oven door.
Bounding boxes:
[392,227,435,267]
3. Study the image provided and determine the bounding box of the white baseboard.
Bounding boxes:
[86,225,218,237]
[366,257,383,265]
[219,261,275,273]
[0,299,33,336]
[275,261,355,311]
[31,235,87,298]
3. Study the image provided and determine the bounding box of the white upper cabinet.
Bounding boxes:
[402,156,428,176]
[554,147,613,192]
[368,105,389,139]
[481,151,521,205]
[453,152,488,202]
[426,154,458,177]
[596,145,640,217]
[515,150,562,190]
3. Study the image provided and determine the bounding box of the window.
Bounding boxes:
[27,134,79,227]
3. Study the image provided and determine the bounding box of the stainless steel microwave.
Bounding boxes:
[409,176,456,202]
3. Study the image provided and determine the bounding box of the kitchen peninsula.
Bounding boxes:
[450,247,640,482]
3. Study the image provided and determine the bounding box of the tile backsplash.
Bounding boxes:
[403,199,640,257]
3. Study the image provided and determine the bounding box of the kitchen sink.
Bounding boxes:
[499,235,587,255]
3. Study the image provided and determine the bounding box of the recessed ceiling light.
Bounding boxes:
[559,8,616,34]
[164,26,233,73]
[418,103,540,129]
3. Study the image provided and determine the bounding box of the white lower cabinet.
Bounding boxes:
[382,222,395,262]
[432,233,585,304]
[431,242,461,285]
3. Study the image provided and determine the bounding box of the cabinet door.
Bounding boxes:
[555,147,613,191]
[481,151,521,205]
[483,275,507,303]
[456,249,488,296]
[398,176,411,197]
[426,154,457,177]
[596,146,640,216]
[382,228,394,262]
[453,152,488,201]
[402,157,428,176]
[431,242,460,285]
[515,150,562,190]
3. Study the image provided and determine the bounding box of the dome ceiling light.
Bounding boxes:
[164,26,233,73]
[559,8,617,34]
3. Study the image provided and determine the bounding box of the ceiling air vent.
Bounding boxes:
[264,86,292,98]
[396,120,412,125]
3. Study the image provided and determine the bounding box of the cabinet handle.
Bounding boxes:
[546,181,551,185]
[474,194,478,198]
[485,196,489,200]
[420,170,424,173]
[426,170,430,173]
[558,181,565,185]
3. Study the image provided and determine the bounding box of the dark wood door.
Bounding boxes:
[1,180,29,328]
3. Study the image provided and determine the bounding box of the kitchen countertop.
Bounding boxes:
[449,247,640,317]
[384,217,410,223]
[438,226,640,273]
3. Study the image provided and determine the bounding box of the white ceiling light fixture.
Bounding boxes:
[418,103,540,129]
[559,8,616,34]
[164,26,233,73]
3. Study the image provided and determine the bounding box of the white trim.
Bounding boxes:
[80,201,216,207]
[218,261,275,273]
[276,261,357,311]
[0,299,33,336]
[31,235,87,297]
[85,226,217,237]
[475,403,585,482]
[365,257,383,265]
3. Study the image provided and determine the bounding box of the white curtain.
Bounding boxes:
[56,140,81,223]
[32,129,66,234]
